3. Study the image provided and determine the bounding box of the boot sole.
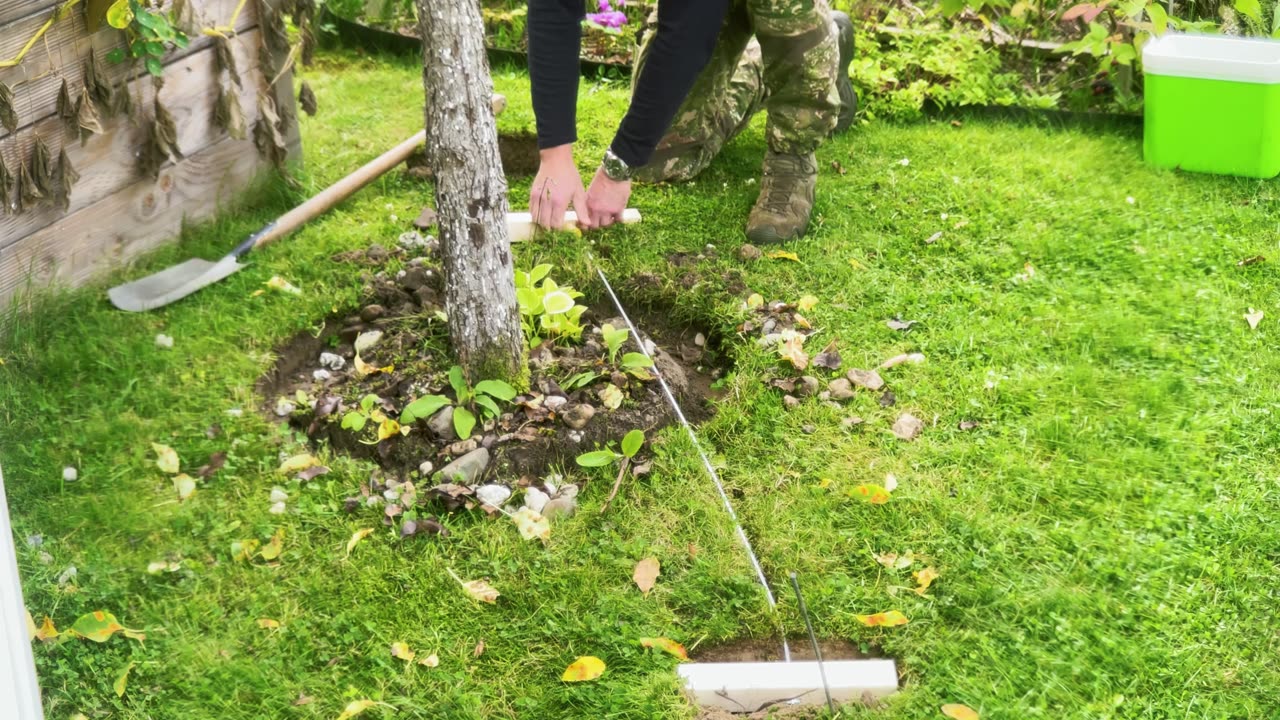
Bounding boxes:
[745,224,807,245]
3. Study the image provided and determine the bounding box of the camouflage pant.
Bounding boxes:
[631,0,841,183]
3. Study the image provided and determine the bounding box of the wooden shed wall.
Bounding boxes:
[0,0,302,311]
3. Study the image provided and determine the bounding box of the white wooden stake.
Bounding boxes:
[0,463,43,719]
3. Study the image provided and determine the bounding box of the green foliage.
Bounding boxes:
[575,448,620,467]
[399,366,518,439]
[104,0,190,77]
[515,264,587,346]
[620,429,644,459]
[601,323,629,363]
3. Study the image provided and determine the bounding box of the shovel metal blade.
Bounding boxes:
[107,255,246,312]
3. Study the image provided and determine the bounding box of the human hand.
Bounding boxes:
[529,144,593,231]
[585,167,632,229]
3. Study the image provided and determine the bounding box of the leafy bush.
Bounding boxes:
[515,264,587,346]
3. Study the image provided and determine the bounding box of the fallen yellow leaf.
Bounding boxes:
[390,641,416,662]
[767,250,800,262]
[174,473,196,501]
[113,662,134,698]
[24,609,37,640]
[873,551,914,570]
[796,295,819,312]
[259,528,285,561]
[779,334,809,370]
[632,557,660,596]
[419,653,440,667]
[747,293,764,309]
[856,610,909,627]
[353,355,394,379]
[448,568,500,603]
[941,703,980,720]
[278,454,318,474]
[257,618,280,630]
[561,655,606,682]
[913,566,939,596]
[848,258,865,270]
[232,539,260,562]
[34,615,58,641]
[512,507,550,542]
[345,528,374,558]
[639,637,688,660]
[376,418,408,441]
[265,276,302,295]
[335,699,394,720]
[152,443,180,474]
[851,484,892,504]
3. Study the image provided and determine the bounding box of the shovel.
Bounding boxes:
[108,129,432,312]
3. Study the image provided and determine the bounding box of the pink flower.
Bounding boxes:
[597,0,612,11]
[585,10,627,28]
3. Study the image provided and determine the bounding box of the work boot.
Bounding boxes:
[745,151,817,244]
[832,11,858,133]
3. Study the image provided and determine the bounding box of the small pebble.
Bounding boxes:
[737,244,763,261]
[524,487,550,514]
[269,501,287,515]
[57,566,77,586]
[366,495,383,508]
[25,534,42,547]
[418,461,434,475]
[802,424,816,434]
[62,466,78,483]
[796,376,820,397]
[155,334,174,349]
[783,395,801,410]
[544,395,568,411]
[319,352,346,370]
[225,407,244,417]
[313,369,332,382]
[274,399,297,417]
[37,551,53,565]
[269,487,289,504]
[828,378,855,401]
[568,430,585,443]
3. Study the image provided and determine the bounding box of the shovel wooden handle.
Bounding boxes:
[247,93,509,252]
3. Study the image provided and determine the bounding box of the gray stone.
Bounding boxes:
[319,352,346,370]
[783,395,801,410]
[544,395,568,411]
[402,266,430,291]
[524,487,550,514]
[797,376,820,397]
[418,461,434,475]
[436,448,490,485]
[737,243,762,261]
[847,368,885,391]
[562,403,595,430]
[360,304,386,322]
[543,497,578,520]
[444,439,478,456]
[428,406,458,441]
[475,484,512,507]
[828,378,855,400]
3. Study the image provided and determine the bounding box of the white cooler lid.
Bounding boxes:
[1144,33,1280,84]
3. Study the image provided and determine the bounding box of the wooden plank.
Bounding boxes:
[0,0,255,141]
[0,0,61,29]
[0,134,266,310]
[0,28,267,251]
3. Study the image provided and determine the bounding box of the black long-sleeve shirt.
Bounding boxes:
[527,0,729,169]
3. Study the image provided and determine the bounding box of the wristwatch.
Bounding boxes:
[601,149,633,182]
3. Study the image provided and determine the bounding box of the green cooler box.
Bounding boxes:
[1144,33,1280,178]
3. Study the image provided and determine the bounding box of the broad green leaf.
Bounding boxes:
[114,662,134,697]
[528,263,553,286]
[145,56,164,76]
[542,290,575,315]
[452,407,477,440]
[401,395,450,424]
[621,352,653,369]
[852,484,892,504]
[561,656,606,682]
[67,610,128,642]
[342,412,368,432]
[564,371,598,390]
[448,365,469,401]
[1147,3,1168,34]
[474,395,502,420]
[474,379,517,401]
[1235,0,1262,23]
[106,0,133,28]
[360,393,380,412]
[576,450,618,468]
[133,7,161,29]
[621,429,644,459]
[939,0,966,15]
[106,47,126,63]
[152,443,180,474]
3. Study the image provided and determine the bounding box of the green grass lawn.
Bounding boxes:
[4,50,1280,720]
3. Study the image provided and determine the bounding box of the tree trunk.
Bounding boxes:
[417,0,526,385]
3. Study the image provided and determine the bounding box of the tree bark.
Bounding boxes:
[417,0,526,385]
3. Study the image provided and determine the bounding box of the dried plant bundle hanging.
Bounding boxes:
[298,82,317,117]
[215,36,243,89]
[57,79,78,132]
[31,135,54,198]
[214,83,247,140]
[56,146,79,212]
[0,152,13,215]
[76,87,104,146]
[0,82,18,134]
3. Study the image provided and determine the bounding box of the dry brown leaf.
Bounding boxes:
[448,569,500,603]
[880,352,926,370]
[873,551,915,570]
[419,653,440,667]
[390,641,416,662]
[633,557,660,595]
[473,639,486,657]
